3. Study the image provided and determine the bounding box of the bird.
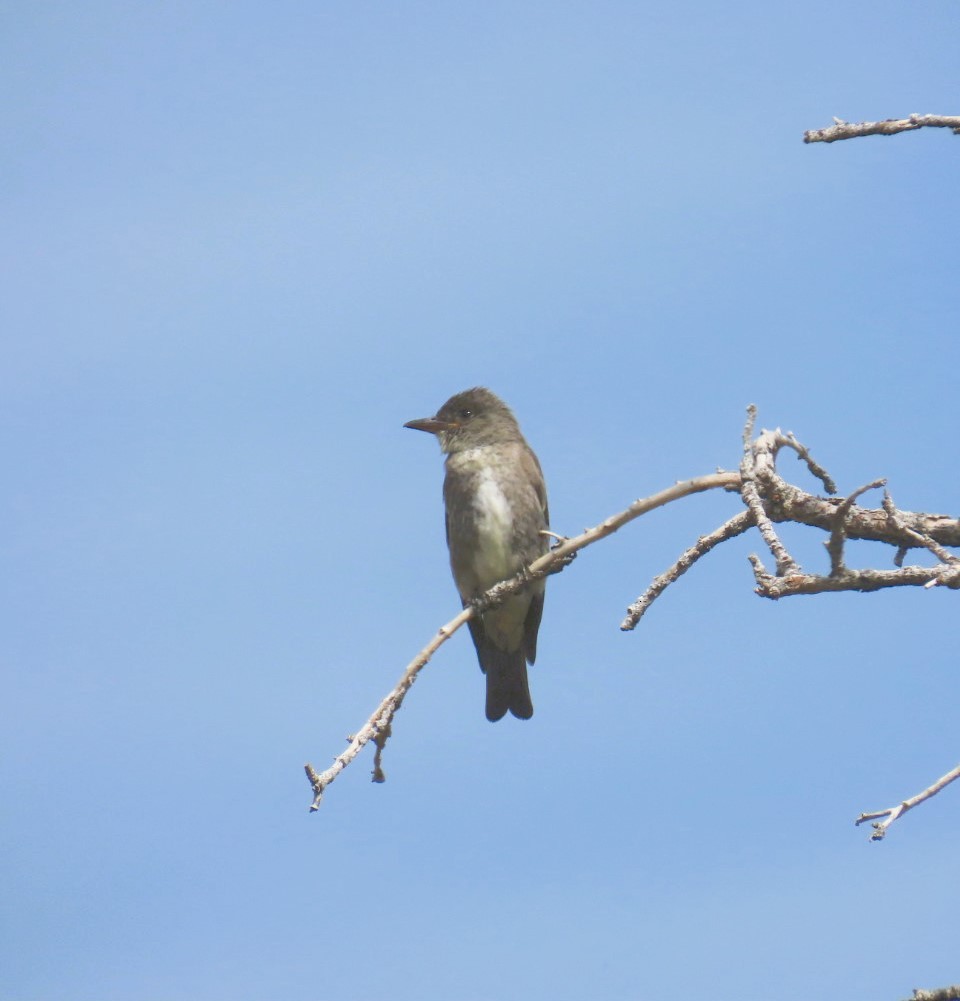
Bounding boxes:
[404,387,549,721]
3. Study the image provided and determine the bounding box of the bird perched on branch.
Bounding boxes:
[404,387,549,721]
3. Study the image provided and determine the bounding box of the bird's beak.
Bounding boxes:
[403,416,459,435]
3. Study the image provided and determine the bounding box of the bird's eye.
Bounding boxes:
[459,409,472,419]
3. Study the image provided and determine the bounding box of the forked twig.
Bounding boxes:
[856,763,960,840]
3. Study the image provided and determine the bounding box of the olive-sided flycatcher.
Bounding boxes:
[404,387,549,721]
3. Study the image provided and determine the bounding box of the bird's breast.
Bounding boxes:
[470,466,516,581]
[445,448,521,591]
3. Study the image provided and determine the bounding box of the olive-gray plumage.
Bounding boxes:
[404,387,549,720]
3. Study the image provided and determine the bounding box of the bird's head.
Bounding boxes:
[404,387,522,454]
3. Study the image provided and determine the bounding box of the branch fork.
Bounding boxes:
[856,763,960,841]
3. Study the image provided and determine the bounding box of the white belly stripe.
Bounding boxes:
[471,467,515,584]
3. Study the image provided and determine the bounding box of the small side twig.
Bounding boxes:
[784,432,837,494]
[621,510,755,630]
[855,762,960,840]
[825,479,886,574]
[883,491,960,567]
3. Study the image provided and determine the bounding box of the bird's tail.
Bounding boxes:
[483,645,533,722]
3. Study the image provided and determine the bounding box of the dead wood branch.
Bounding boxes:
[305,471,739,810]
[856,763,960,841]
[804,113,960,144]
[307,409,959,813]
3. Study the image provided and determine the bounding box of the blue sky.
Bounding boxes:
[3,3,959,999]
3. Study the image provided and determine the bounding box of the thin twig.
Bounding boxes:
[621,510,755,630]
[784,432,837,494]
[305,604,474,810]
[825,479,886,574]
[855,763,960,840]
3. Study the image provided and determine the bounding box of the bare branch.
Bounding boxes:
[778,498,960,549]
[621,510,754,630]
[305,603,474,810]
[305,470,740,809]
[856,763,960,840]
[751,561,960,599]
[746,427,960,551]
[804,113,960,144]
[741,409,799,576]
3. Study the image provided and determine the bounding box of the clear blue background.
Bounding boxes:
[3,3,959,1000]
